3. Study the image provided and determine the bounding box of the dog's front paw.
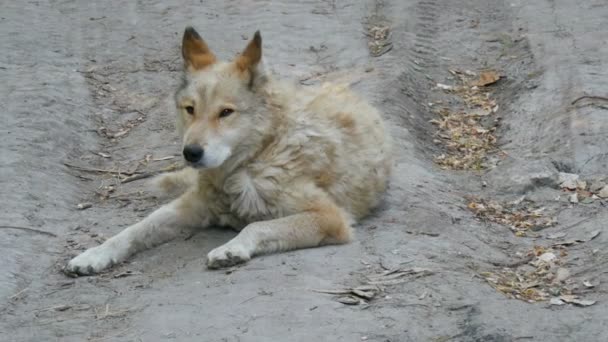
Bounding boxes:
[66,246,116,276]
[207,242,251,269]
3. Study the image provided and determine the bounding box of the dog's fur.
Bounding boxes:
[67,27,392,274]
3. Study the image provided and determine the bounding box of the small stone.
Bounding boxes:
[558,172,579,190]
[76,203,92,210]
[555,268,570,282]
[589,180,606,193]
[576,180,587,190]
[598,185,608,198]
[538,252,556,263]
[568,193,579,203]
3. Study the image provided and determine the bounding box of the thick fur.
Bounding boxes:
[66,27,391,274]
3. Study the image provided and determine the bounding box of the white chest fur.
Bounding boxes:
[223,170,275,221]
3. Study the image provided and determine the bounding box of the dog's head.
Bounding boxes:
[174,27,268,169]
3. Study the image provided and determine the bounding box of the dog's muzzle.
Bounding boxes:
[183,144,204,163]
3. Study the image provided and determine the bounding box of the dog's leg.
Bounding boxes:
[207,200,352,268]
[150,167,198,196]
[67,190,209,275]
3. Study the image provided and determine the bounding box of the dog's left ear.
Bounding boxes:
[235,31,265,87]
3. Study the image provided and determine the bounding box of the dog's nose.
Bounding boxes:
[183,144,204,163]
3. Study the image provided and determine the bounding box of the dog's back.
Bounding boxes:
[290,81,391,220]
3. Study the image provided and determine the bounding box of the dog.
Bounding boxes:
[66,27,392,275]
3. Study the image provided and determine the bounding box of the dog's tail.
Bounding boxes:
[150,167,198,196]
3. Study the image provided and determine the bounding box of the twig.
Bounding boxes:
[122,163,181,183]
[0,225,57,237]
[406,230,440,237]
[559,217,593,231]
[311,288,352,295]
[10,287,29,299]
[63,162,140,175]
[239,295,262,305]
[120,172,157,184]
[152,156,176,161]
[489,256,534,268]
[571,95,608,105]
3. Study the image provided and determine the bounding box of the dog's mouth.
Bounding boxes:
[185,160,207,169]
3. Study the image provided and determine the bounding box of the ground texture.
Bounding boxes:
[1,1,607,341]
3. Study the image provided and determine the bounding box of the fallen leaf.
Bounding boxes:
[113,270,140,278]
[312,288,352,295]
[336,295,363,305]
[588,230,601,241]
[583,281,595,288]
[366,267,433,285]
[546,232,567,239]
[571,299,597,307]
[560,295,596,307]
[468,107,492,116]
[436,83,454,90]
[472,70,501,86]
[550,297,565,306]
[352,288,376,300]
[552,230,600,247]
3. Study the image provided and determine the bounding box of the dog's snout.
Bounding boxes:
[183,144,204,163]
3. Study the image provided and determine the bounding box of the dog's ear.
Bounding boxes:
[235,31,264,86]
[182,26,216,71]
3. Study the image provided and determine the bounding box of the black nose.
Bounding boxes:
[183,144,204,163]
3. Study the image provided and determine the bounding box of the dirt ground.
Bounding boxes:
[1,0,607,341]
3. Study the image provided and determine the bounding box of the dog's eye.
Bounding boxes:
[185,106,194,115]
[219,108,234,118]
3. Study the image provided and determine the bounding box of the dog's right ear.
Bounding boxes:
[182,26,216,71]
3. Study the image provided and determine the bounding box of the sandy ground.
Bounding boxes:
[1,0,607,341]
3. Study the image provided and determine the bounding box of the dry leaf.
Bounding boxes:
[583,281,595,288]
[312,288,352,295]
[472,70,501,86]
[546,232,567,239]
[436,83,454,90]
[352,288,376,300]
[559,295,596,307]
[588,230,601,241]
[336,295,363,305]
